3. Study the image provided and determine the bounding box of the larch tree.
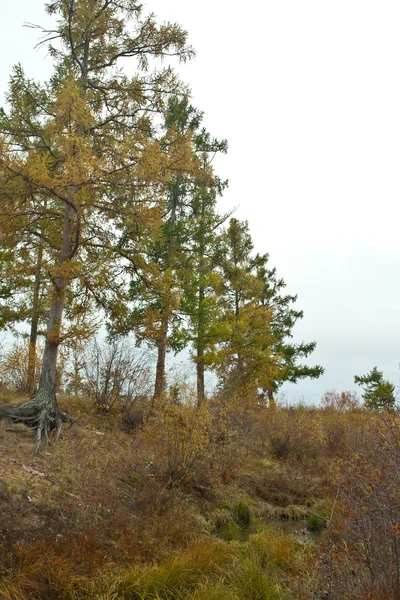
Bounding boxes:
[211,218,323,401]
[0,0,194,453]
[0,170,50,395]
[176,99,229,406]
[117,97,201,402]
[0,241,34,332]
[254,255,324,404]
[0,94,50,351]
[119,96,228,404]
[210,218,278,395]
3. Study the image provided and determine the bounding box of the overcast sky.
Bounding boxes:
[1,1,400,403]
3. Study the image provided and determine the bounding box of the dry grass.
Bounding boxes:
[0,390,392,599]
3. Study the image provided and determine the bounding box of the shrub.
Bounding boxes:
[317,412,400,599]
[81,338,152,414]
[321,390,360,411]
[261,405,325,460]
[207,393,261,481]
[0,341,43,394]
[141,399,212,488]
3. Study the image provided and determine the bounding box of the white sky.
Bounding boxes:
[1,1,400,403]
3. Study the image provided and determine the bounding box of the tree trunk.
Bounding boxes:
[153,309,169,403]
[196,192,206,406]
[196,269,205,407]
[153,184,179,403]
[27,238,44,395]
[0,202,77,453]
[196,335,205,407]
[234,289,245,378]
[235,290,240,321]
[40,202,76,392]
[267,387,276,408]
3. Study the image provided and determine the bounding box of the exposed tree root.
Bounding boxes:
[0,390,75,455]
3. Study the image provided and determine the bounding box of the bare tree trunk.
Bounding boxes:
[40,202,76,393]
[196,194,206,407]
[27,238,44,395]
[153,184,179,403]
[267,388,276,408]
[196,273,205,407]
[0,202,77,453]
[234,289,245,378]
[196,339,205,406]
[153,309,169,403]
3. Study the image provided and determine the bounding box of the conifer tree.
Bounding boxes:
[118,97,228,403]
[0,248,17,329]
[0,179,50,392]
[211,219,278,395]
[354,367,396,410]
[254,257,324,403]
[0,0,194,453]
[211,218,323,401]
[178,104,229,406]
[117,97,203,402]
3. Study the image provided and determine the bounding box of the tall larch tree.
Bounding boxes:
[118,97,228,403]
[175,99,229,406]
[117,97,200,402]
[0,83,50,355]
[0,0,194,453]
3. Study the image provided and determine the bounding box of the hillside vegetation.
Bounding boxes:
[0,388,399,599]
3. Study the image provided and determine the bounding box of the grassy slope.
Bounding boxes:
[0,394,359,599]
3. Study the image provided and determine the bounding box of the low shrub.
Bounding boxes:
[0,541,89,600]
[141,400,212,488]
[261,406,325,460]
[316,412,400,599]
